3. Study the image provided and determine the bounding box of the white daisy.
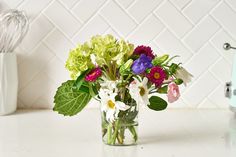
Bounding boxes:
[99,89,130,122]
[129,77,150,106]
[100,77,118,93]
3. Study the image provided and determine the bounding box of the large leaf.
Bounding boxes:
[53,80,92,116]
[148,96,167,111]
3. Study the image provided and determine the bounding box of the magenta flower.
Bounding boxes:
[85,67,102,82]
[133,45,155,59]
[147,66,166,87]
[167,82,180,103]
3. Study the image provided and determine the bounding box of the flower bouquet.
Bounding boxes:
[53,35,192,145]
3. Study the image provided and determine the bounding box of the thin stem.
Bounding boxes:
[111,119,120,144]
[128,126,138,142]
[107,123,113,144]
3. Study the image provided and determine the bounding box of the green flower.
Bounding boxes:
[65,34,134,79]
[90,35,134,66]
[65,44,93,79]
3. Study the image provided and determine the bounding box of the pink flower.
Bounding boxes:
[85,67,102,82]
[133,45,155,59]
[147,66,166,87]
[167,82,180,103]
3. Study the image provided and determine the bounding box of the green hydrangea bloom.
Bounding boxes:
[65,34,134,79]
[65,44,93,79]
[90,35,134,66]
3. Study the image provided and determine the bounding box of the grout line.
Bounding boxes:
[71,0,115,39]
[169,0,195,26]
[181,0,193,11]
[12,0,25,8]
[126,13,165,39]
[113,0,139,25]
[56,0,83,24]
[126,0,138,10]
[42,13,77,45]
[23,0,56,25]
[225,0,236,13]
[18,26,58,91]
[59,0,81,10]
[98,13,126,38]
[18,50,55,94]
[115,0,134,9]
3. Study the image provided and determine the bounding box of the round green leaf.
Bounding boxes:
[53,80,92,116]
[148,96,168,111]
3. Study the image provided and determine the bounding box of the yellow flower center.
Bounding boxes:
[107,100,115,109]
[139,86,146,96]
[154,72,160,79]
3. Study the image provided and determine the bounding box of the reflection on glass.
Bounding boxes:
[101,144,137,157]
[226,113,236,157]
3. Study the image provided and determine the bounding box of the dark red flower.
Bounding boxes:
[133,45,155,59]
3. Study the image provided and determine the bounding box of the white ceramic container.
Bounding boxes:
[0,53,18,115]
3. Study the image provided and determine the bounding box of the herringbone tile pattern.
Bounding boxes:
[0,0,235,109]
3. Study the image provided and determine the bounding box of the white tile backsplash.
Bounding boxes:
[210,30,236,65]
[128,0,162,23]
[183,0,220,24]
[128,14,164,45]
[44,29,74,60]
[1,0,236,109]
[73,15,109,43]
[210,58,231,83]
[18,0,51,21]
[72,0,105,22]
[183,72,220,107]
[18,44,54,90]
[20,14,54,52]
[116,0,134,8]
[169,0,191,10]
[186,43,220,79]
[100,0,136,36]
[44,1,82,37]
[154,1,193,38]
[211,2,236,39]
[155,30,192,63]
[183,16,220,52]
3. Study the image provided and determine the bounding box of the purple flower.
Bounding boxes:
[131,54,153,74]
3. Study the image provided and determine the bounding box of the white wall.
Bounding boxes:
[0,0,235,109]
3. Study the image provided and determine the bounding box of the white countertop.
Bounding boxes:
[0,109,235,157]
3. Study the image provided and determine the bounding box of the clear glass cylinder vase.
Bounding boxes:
[101,102,138,146]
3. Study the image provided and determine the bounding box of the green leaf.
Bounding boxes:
[157,85,168,94]
[152,54,169,66]
[148,96,168,111]
[78,82,90,93]
[119,59,133,76]
[124,110,138,123]
[73,70,89,90]
[54,80,92,116]
[166,55,180,65]
[169,63,179,74]
[174,78,183,85]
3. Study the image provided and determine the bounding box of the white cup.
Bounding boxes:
[0,53,18,115]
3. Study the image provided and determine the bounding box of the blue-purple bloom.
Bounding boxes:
[131,54,153,74]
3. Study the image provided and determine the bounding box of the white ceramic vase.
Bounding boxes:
[0,53,18,115]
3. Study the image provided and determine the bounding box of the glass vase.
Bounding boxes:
[101,102,138,146]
